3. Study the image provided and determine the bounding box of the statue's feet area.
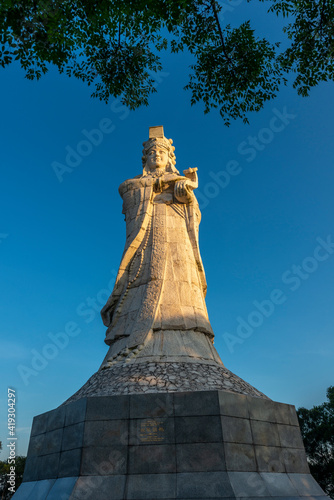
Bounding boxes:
[100,329,223,369]
[64,362,268,405]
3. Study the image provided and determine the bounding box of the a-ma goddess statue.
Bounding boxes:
[100,126,222,368]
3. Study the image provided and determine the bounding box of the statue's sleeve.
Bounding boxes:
[100,178,153,327]
[185,196,208,297]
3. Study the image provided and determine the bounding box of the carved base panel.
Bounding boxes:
[13,390,328,500]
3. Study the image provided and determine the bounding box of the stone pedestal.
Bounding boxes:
[13,390,328,500]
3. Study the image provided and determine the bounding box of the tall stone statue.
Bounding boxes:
[99,125,220,368]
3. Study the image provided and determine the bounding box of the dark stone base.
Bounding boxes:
[13,391,328,500]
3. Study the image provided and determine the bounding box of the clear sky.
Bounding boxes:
[1,2,333,459]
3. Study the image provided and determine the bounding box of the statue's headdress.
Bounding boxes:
[142,126,178,175]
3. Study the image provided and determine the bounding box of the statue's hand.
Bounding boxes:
[174,178,196,203]
[162,173,184,184]
[175,179,190,198]
[183,168,198,189]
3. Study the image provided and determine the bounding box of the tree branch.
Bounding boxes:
[115,20,121,55]
[319,0,327,33]
[209,0,232,62]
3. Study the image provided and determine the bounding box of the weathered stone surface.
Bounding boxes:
[86,394,129,421]
[126,473,176,499]
[176,471,234,498]
[260,472,300,496]
[224,443,257,471]
[71,476,126,500]
[128,444,176,474]
[64,361,268,403]
[251,420,280,446]
[38,453,60,480]
[83,419,128,447]
[61,422,84,451]
[254,445,285,473]
[219,391,249,418]
[58,449,81,477]
[43,429,63,455]
[221,416,253,444]
[31,413,49,437]
[282,448,310,473]
[22,456,39,482]
[176,443,225,472]
[44,477,78,500]
[247,397,276,422]
[273,401,299,425]
[278,423,305,448]
[175,416,223,444]
[130,392,173,419]
[174,391,220,416]
[21,479,55,499]
[288,473,327,496]
[47,406,65,432]
[81,445,127,475]
[64,398,87,426]
[27,434,45,457]
[228,471,271,497]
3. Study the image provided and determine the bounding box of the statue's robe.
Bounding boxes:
[101,173,214,353]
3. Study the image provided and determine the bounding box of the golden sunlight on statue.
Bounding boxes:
[100,126,222,369]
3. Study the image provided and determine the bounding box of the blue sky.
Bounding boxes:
[1,1,334,459]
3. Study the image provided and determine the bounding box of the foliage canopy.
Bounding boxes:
[1,0,334,124]
[0,456,26,499]
[297,386,334,499]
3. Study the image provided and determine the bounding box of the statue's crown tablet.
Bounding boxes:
[149,126,164,139]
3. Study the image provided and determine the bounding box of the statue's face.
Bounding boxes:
[146,146,169,171]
